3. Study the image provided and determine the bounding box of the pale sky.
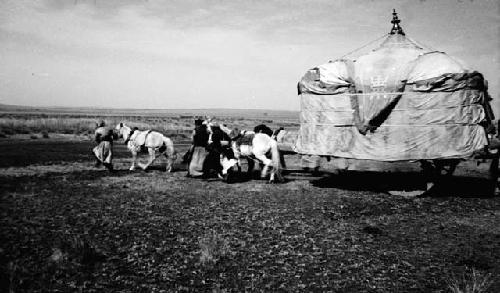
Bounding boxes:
[0,0,499,113]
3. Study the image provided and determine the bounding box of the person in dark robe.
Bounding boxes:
[202,125,229,177]
[187,119,210,177]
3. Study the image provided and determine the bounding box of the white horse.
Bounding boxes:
[115,123,176,172]
[219,126,284,183]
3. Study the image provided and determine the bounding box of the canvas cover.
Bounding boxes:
[296,34,493,161]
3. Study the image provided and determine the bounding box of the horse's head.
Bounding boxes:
[272,127,286,142]
[219,124,232,136]
[228,128,240,140]
[104,128,119,141]
[115,123,132,142]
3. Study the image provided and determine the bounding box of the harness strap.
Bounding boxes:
[125,128,152,145]
[127,129,154,146]
[124,129,135,145]
[143,130,153,147]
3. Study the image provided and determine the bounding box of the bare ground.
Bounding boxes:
[0,139,499,292]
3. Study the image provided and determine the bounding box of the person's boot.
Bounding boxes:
[104,163,113,172]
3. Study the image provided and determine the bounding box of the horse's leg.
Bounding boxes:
[130,151,138,171]
[232,144,242,173]
[139,148,157,170]
[236,157,242,173]
[246,157,254,178]
[269,141,284,183]
[279,152,287,169]
[163,152,173,172]
[233,153,243,174]
[254,153,272,179]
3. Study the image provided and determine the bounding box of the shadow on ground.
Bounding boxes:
[310,171,497,198]
[0,169,135,193]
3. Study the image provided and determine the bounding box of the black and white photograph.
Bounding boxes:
[1,0,499,292]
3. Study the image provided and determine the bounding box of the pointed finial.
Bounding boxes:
[390,9,405,35]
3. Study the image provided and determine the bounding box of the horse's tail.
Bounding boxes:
[162,136,177,160]
[270,139,284,182]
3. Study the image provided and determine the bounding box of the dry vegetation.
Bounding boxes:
[0,106,499,292]
[447,267,495,293]
[0,106,299,140]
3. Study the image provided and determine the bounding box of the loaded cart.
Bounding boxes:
[293,11,498,195]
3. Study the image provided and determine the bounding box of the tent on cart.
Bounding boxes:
[295,10,495,162]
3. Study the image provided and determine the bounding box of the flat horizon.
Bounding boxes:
[0,102,299,113]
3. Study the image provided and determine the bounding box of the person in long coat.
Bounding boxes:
[92,120,114,171]
[187,119,210,177]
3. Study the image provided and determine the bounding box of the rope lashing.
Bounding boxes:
[340,34,388,59]
[406,36,436,52]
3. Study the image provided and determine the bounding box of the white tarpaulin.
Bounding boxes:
[296,33,494,161]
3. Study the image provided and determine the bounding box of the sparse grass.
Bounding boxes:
[0,109,299,139]
[199,230,231,267]
[2,109,500,292]
[1,143,499,291]
[67,235,105,265]
[212,282,228,293]
[447,267,494,293]
[7,261,19,293]
[0,117,98,135]
[0,116,193,138]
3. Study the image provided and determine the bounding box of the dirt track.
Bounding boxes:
[1,139,499,292]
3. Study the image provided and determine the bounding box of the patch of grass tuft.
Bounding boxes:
[198,230,230,267]
[67,235,106,265]
[447,267,494,293]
